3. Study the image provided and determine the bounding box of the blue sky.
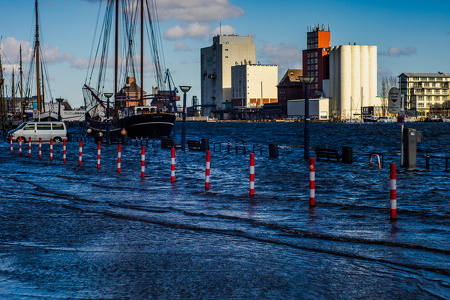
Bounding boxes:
[1,0,450,108]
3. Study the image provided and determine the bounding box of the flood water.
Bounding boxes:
[0,121,449,299]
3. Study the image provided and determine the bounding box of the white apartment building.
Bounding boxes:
[328,45,378,119]
[399,73,450,116]
[231,63,278,108]
[201,35,256,116]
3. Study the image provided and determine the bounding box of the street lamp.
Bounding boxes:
[104,92,114,144]
[179,85,191,151]
[56,98,64,121]
[298,76,315,160]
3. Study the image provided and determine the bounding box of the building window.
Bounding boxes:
[418,102,424,108]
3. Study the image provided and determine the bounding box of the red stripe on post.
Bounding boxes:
[78,140,83,166]
[117,144,122,173]
[62,139,67,163]
[205,150,211,190]
[171,147,176,183]
[96,141,102,169]
[28,137,32,157]
[38,138,42,160]
[390,163,397,219]
[141,146,146,178]
[309,157,316,207]
[249,153,255,196]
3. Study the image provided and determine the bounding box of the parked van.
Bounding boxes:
[8,122,68,143]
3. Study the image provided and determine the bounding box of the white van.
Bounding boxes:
[8,122,68,143]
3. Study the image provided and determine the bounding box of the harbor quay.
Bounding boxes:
[0,121,449,299]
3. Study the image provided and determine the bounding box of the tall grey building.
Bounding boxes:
[200,35,256,117]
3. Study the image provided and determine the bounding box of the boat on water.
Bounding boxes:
[83,0,179,141]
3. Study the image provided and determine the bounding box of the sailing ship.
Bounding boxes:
[83,0,178,141]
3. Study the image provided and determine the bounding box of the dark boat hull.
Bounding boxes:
[85,115,123,137]
[123,113,175,138]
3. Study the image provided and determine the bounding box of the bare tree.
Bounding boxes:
[380,76,398,115]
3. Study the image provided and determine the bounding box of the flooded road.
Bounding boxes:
[0,122,449,299]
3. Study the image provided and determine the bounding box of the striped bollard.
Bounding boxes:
[140,146,146,178]
[117,144,122,173]
[49,139,54,161]
[96,141,102,169]
[249,153,255,196]
[18,137,23,155]
[309,157,316,207]
[390,163,397,219]
[205,150,211,190]
[28,137,32,157]
[78,140,83,166]
[38,138,42,160]
[171,147,175,183]
[9,136,13,153]
[62,139,67,163]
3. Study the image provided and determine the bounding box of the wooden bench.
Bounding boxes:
[161,138,181,149]
[187,140,202,151]
[314,147,340,161]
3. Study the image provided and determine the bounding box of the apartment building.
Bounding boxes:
[399,73,450,116]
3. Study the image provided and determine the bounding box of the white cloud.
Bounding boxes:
[211,24,236,36]
[174,42,192,51]
[379,47,417,56]
[165,23,237,40]
[260,42,302,72]
[156,0,244,22]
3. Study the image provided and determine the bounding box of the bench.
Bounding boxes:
[187,140,202,151]
[314,147,340,161]
[161,138,181,149]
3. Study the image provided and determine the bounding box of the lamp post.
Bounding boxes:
[56,98,64,121]
[179,85,191,151]
[104,92,114,144]
[298,76,315,160]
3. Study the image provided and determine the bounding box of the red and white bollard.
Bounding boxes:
[117,144,122,173]
[28,137,32,157]
[49,139,54,161]
[205,150,211,190]
[249,153,255,196]
[78,140,83,166]
[140,146,146,178]
[171,147,176,183]
[38,137,42,160]
[18,137,23,155]
[309,157,316,207]
[62,139,67,163]
[390,163,397,219]
[96,141,102,169]
[9,136,13,153]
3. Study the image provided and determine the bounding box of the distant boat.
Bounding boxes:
[83,0,178,141]
[363,115,379,123]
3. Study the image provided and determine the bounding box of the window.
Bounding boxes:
[52,123,64,130]
[23,124,35,131]
[418,102,424,108]
[37,124,51,130]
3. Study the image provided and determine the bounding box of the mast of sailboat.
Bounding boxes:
[0,40,4,115]
[114,0,119,99]
[35,0,42,113]
[11,70,15,114]
[140,0,144,105]
[20,45,24,116]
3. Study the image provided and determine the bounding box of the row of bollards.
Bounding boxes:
[8,139,398,220]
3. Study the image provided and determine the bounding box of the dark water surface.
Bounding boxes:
[0,122,449,299]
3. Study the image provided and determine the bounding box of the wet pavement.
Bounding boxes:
[0,122,449,299]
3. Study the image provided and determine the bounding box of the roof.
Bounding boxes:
[399,72,450,78]
[278,69,303,85]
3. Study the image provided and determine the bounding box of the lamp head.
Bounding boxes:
[179,86,192,93]
[56,98,64,103]
[104,92,114,99]
[298,76,315,85]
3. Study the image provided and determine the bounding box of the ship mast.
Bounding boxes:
[0,41,4,115]
[114,0,119,97]
[140,0,144,105]
[20,45,24,115]
[35,0,42,113]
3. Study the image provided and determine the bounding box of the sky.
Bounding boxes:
[1,0,450,108]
